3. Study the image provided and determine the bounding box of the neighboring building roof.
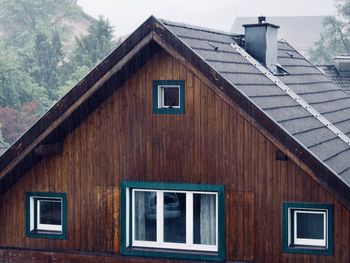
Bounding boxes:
[231,16,330,56]
[1,16,350,209]
[317,64,350,95]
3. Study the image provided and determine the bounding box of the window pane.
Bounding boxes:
[164,192,186,243]
[39,200,61,225]
[163,87,179,107]
[296,212,324,239]
[134,191,157,241]
[193,193,216,245]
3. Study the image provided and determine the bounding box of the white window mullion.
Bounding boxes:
[186,192,193,246]
[216,193,218,247]
[325,212,327,247]
[131,190,136,244]
[126,188,130,247]
[37,199,41,226]
[157,191,164,244]
[30,197,34,231]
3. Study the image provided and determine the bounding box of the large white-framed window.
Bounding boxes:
[131,189,218,251]
[121,181,225,261]
[26,192,67,239]
[282,202,333,256]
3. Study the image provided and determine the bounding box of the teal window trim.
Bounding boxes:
[282,202,333,256]
[153,80,185,114]
[120,181,225,261]
[25,192,67,240]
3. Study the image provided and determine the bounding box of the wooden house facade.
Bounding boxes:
[1,16,350,262]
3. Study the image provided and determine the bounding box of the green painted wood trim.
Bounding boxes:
[152,80,185,114]
[120,181,225,261]
[282,202,333,256]
[25,192,67,240]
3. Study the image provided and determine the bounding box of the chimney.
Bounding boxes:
[243,16,279,70]
[334,56,350,77]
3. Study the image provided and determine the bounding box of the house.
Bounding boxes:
[231,16,330,56]
[317,56,350,95]
[1,15,350,262]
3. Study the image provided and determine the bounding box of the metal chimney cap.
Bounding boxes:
[243,16,279,28]
[243,22,279,29]
[258,16,266,24]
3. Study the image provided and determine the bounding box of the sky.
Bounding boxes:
[77,0,335,37]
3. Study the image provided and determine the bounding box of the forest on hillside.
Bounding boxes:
[0,0,119,151]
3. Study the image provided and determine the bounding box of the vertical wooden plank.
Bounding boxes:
[341,205,350,262]
[193,75,202,183]
[256,133,267,262]
[236,115,244,192]
[265,141,273,262]
[200,80,208,184]
[333,200,342,263]
[243,120,251,192]
[113,188,120,252]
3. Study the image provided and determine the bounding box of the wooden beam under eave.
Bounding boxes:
[34,143,63,156]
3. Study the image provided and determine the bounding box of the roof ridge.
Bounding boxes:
[160,19,238,37]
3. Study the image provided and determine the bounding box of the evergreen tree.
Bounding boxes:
[0,0,81,50]
[0,44,49,110]
[58,16,118,97]
[70,16,116,69]
[24,32,64,101]
[0,1,119,147]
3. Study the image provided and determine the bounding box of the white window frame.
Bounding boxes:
[36,199,63,232]
[289,208,327,247]
[129,189,218,252]
[29,196,63,233]
[158,85,181,109]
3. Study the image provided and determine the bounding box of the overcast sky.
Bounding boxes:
[77,0,335,36]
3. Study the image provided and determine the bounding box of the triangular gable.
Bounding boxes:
[1,16,350,211]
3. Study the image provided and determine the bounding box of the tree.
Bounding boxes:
[0,0,82,50]
[0,101,40,144]
[308,0,350,64]
[69,16,116,70]
[0,1,119,146]
[57,16,118,98]
[24,32,64,101]
[57,65,90,98]
[0,44,49,110]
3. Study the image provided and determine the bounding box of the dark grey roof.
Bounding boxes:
[230,16,330,56]
[162,19,350,187]
[317,65,350,95]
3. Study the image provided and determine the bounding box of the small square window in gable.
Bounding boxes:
[282,202,333,256]
[153,80,185,114]
[25,192,67,239]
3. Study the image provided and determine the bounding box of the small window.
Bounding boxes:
[26,192,67,239]
[153,80,185,114]
[121,181,225,261]
[282,202,333,255]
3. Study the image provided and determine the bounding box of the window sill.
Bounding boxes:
[283,245,332,256]
[121,246,224,262]
[27,230,66,240]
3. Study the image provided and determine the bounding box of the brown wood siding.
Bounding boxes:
[0,49,349,262]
